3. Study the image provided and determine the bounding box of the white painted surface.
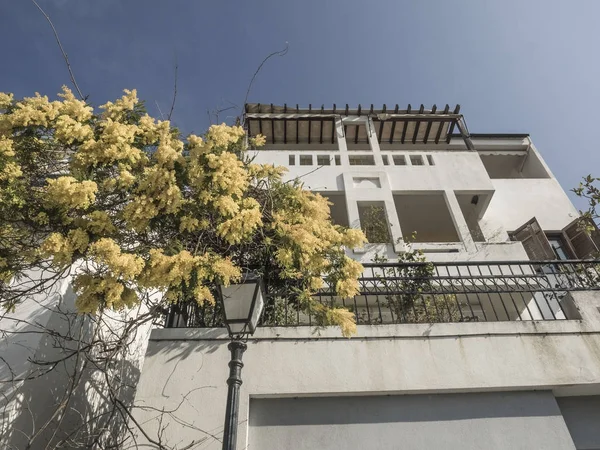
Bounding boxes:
[130,292,600,449]
[249,392,575,450]
[251,133,579,262]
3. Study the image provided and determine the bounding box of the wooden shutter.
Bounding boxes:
[510,217,555,261]
[561,218,600,259]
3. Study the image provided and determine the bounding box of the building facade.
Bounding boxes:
[131,105,600,449]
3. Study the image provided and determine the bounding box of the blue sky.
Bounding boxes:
[2,0,599,209]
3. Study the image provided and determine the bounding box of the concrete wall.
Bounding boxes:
[487,178,579,232]
[129,291,600,449]
[251,132,577,262]
[557,395,600,450]
[0,273,153,449]
[250,392,575,450]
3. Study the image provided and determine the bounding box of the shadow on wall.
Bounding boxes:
[126,333,225,448]
[0,284,143,449]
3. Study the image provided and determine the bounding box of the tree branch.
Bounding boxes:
[30,0,85,100]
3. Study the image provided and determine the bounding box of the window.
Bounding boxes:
[335,155,341,166]
[382,155,389,165]
[317,192,349,227]
[510,218,556,260]
[358,202,391,243]
[289,155,295,165]
[299,155,313,166]
[426,155,435,166]
[393,155,407,166]
[393,193,460,243]
[410,155,424,166]
[479,152,550,179]
[547,235,571,260]
[317,155,331,166]
[511,217,600,261]
[349,155,375,166]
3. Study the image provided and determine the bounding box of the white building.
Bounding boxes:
[132,104,600,450]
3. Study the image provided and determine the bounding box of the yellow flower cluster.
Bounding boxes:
[205,123,245,148]
[248,163,288,180]
[217,198,262,244]
[45,177,97,210]
[335,258,363,299]
[57,86,93,122]
[0,137,13,157]
[205,152,248,197]
[141,249,199,288]
[55,114,94,144]
[100,89,138,120]
[122,167,182,230]
[179,216,200,233]
[73,274,137,313]
[9,93,60,128]
[89,238,144,280]
[41,229,89,267]
[1,88,368,335]
[83,211,116,235]
[325,307,357,337]
[0,161,22,182]
[249,134,267,148]
[0,93,13,110]
[74,119,142,169]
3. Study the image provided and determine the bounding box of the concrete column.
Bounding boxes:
[444,190,476,252]
[367,116,385,167]
[335,117,349,166]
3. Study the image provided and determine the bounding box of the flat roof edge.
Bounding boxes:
[451,133,530,139]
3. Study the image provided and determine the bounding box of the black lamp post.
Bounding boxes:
[217,273,265,450]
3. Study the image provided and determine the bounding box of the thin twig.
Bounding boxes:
[168,62,178,120]
[30,0,85,100]
[156,101,166,121]
[242,42,289,122]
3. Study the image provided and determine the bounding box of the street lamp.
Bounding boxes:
[217,272,265,450]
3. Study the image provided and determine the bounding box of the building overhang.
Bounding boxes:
[245,103,473,149]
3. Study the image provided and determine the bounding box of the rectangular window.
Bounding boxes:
[358,202,391,243]
[426,155,434,166]
[317,155,331,166]
[289,155,295,165]
[335,155,341,166]
[349,155,375,166]
[479,152,550,179]
[382,155,389,165]
[317,192,349,227]
[410,155,424,166]
[393,155,407,166]
[393,193,460,243]
[299,155,313,166]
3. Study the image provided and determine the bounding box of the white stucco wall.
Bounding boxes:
[251,132,578,263]
[0,273,154,449]
[486,178,579,232]
[129,291,600,449]
[250,392,575,450]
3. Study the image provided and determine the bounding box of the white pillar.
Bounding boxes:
[335,117,349,166]
[367,116,385,167]
[444,190,476,253]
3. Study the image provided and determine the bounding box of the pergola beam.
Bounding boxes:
[435,105,449,144]
[423,104,436,143]
[401,104,411,144]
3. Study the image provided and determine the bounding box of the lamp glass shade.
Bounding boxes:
[220,280,264,335]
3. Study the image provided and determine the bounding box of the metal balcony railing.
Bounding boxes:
[164,260,600,328]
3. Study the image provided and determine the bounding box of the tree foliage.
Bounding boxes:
[0,88,367,335]
[573,174,600,233]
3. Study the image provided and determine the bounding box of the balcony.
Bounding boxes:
[164,260,600,328]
